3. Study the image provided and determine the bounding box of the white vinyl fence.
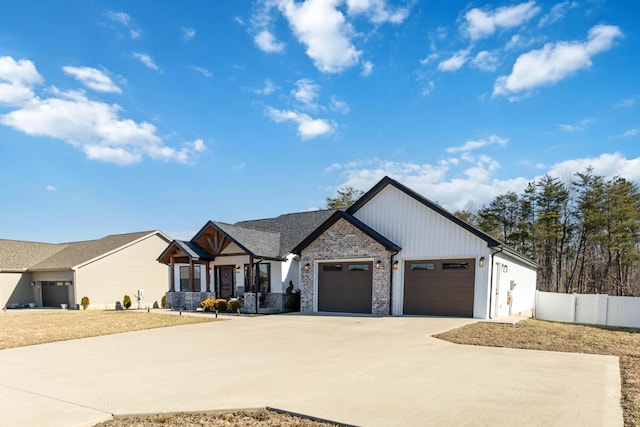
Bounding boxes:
[535,290,640,328]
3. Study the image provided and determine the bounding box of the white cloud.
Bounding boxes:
[471,50,499,72]
[62,66,121,93]
[438,48,471,71]
[292,78,319,107]
[254,79,278,95]
[622,128,640,137]
[0,56,43,106]
[133,53,160,71]
[345,0,410,24]
[615,97,636,108]
[421,80,435,96]
[463,1,540,40]
[0,56,203,166]
[182,27,196,41]
[538,1,577,27]
[557,119,593,132]
[191,66,212,77]
[232,162,246,172]
[419,52,439,65]
[254,30,285,53]
[105,11,141,39]
[46,185,57,192]
[330,96,350,114]
[277,0,361,73]
[190,139,207,152]
[361,60,374,76]
[447,135,509,153]
[328,153,640,213]
[266,106,334,139]
[235,17,245,26]
[494,24,622,98]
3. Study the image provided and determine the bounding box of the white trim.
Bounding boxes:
[313,257,374,313]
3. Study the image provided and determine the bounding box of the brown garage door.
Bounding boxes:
[403,259,475,317]
[318,262,372,314]
[42,282,70,308]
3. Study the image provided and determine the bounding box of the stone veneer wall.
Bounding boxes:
[165,291,216,310]
[300,218,392,315]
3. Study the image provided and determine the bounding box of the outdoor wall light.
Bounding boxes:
[235,266,241,274]
[392,260,399,270]
[304,263,311,272]
[375,260,382,269]
[502,265,508,273]
[479,257,485,268]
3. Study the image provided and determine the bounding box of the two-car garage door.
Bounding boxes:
[403,259,475,317]
[318,261,372,314]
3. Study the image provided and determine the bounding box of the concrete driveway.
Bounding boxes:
[0,313,622,427]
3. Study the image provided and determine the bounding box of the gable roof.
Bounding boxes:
[292,210,401,255]
[157,240,214,264]
[211,221,282,260]
[0,240,66,271]
[0,231,170,272]
[348,176,539,268]
[347,176,501,247]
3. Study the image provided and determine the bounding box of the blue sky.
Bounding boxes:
[1,0,638,243]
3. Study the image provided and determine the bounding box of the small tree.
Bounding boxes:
[123,294,132,310]
[80,296,90,310]
[326,186,364,209]
[161,295,167,308]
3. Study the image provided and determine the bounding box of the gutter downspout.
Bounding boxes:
[488,246,503,319]
[389,251,399,316]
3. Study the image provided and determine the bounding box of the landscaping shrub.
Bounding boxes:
[200,298,215,312]
[285,280,300,311]
[80,296,90,310]
[161,295,166,308]
[228,298,241,312]
[213,298,228,312]
[123,294,132,310]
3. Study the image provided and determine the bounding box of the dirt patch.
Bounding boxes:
[95,409,340,427]
[0,310,215,349]
[436,319,640,426]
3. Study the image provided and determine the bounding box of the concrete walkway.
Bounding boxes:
[0,314,622,427]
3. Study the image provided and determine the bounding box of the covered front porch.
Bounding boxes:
[158,221,297,313]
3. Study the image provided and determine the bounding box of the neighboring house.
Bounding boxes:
[159,176,539,318]
[0,231,171,309]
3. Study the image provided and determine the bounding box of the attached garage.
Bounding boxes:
[403,259,475,317]
[318,261,373,314]
[41,282,70,307]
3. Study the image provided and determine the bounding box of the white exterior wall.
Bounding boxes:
[353,186,491,318]
[492,253,537,318]
[282,254,299,291]
[173,263,206,292]
[75,233,170,309]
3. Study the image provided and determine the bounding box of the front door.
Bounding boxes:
[216,265,235,299]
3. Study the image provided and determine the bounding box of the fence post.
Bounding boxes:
[603,295,610,326]
[570,293,577,323]
[534,290,539,319]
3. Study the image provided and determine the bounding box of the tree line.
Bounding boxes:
[455,168,640,296]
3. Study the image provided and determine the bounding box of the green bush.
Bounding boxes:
[213,298,228,312]
[123,294,132,310]
[161,295,166,308]
[228,298,241,312]
[200,298,215,312]
[285,290,300,312]
[80,296,90,310]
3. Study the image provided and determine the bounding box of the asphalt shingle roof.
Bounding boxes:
[1,231,161,271]
[235,209,337,257]
[212,221,282,259]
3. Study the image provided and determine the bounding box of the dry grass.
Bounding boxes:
[95,409,339,427]
[0,310,215,350]
[436,319,640,426]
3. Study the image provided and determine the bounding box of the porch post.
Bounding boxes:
[206,262,211,292]
[248,256,254,292]
[189,259,194,292]
[169,256,175,292]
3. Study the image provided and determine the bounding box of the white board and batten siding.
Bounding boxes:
[352,185,491,318]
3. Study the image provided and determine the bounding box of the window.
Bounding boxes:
[442,262,468,270]
[348,264,369,271]
[410,263,435,270]
[244,263,271,293]
[322,264,342,271]
[179,265,201,292]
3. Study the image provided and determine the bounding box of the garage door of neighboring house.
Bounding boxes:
[41,282,70,307]
[403,259,475,317]
[318,261,372,314]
